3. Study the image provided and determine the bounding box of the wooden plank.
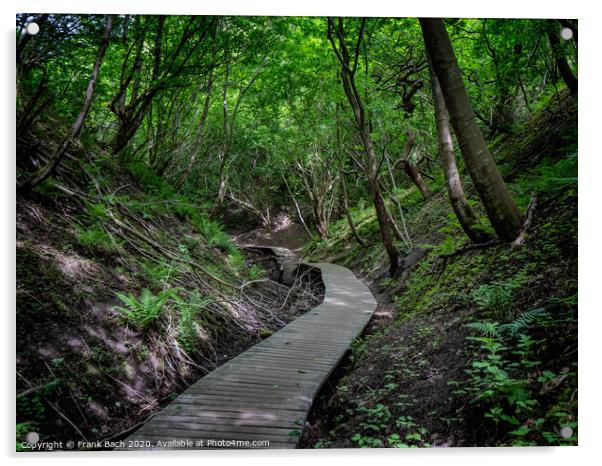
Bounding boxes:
[132,426,298,442]
[160,405,307,422]
[154,414,301,429]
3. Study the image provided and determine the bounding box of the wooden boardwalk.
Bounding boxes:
[120,248,376,450]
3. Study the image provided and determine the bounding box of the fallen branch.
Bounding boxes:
[430,239,501,274]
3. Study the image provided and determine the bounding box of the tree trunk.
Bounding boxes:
[175,82,213,190]
[547,24,578,95]
[372,180,402,276]
[214,158,228,212]
[400,160,431,199]
[175,33,216,191]
[328,17,403,275]
[420,18,523,242]
[395,130,430,199]
[17,71,50,136]
[341,173,366,246]
[111,16,165,156]
[428,57,491,243]
[19,15,114,192]
[311,194,329,239]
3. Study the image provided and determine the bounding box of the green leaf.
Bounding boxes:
[509,425,530,436]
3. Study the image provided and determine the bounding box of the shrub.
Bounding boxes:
[86,202,108,221]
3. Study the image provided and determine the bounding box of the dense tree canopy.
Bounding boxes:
[16,14,577,270]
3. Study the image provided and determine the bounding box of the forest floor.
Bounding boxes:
[299,92,577,448]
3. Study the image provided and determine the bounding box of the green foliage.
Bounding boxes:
[126,161,176,199]
[76,224,119,254]
[32,178,63,198]
[137,260,178,290]
[114,288,173,330]
[471,282,514,319]
[471,270,530,320]
[248,264,266,280]
[520,154,578,196]
[16,422,36,451]
[16,378,62,430]
[174,291,211,355]
[351,432,384,448]
[201,221,236,254]
[86,202,109,221]
[227,250,246,271]
[455,306,577,446]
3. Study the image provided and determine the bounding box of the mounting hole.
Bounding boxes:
[560,27,573,41]
[25,22,40,35]
[560,426,573,438]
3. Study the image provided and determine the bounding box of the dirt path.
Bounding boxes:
[233,214,313,253]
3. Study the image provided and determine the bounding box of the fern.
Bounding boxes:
[115,288,172,330]
[471,282,515,319]
[175,291,211,354]
[499,308,549,336]
[465,321,501,337]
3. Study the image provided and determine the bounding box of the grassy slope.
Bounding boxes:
[303,93,577,448]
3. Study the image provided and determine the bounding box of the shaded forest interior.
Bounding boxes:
[16,14,577,449]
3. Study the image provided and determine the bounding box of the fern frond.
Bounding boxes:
[499,308,548,336]
[466,321,501,337]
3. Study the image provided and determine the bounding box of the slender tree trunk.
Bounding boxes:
[384,154,412,249]
[428,57,491,243]
[282,173,314,239]
[212,57,232,215]
[312,195,329,239]
[176,29,217,191]
[215,158,228,210]
[341,173,366,246]
[19,15,114,192]
[395,130,431,199]
[112,17,165,156]
[420,18,523,241]
[17,71,50,135]
[400,160,431,199]
[328,17,403,275]
[372,179,402,275]
[175,78,214,190]
[547,23,577,95]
